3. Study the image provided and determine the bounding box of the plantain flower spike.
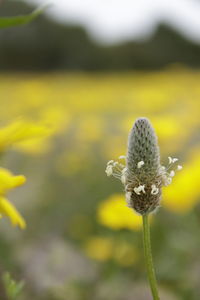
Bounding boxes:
[105,117,182,215]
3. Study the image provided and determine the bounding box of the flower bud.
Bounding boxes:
[126,118,161,214]
[105,117,182,215]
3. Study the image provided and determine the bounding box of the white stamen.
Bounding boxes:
[168,156,178,164]
[119,163,125,168]
[119,155,126,159]
[151,184,159,195]
[168,156,173,164]
[140,185,146,193]
[107,160,114,165]
[122,167,127,174]
[134,185,145,195]
[169,170,175,177]
[177,165,182,170]
[160,166,166,171]
[121,174,126,184]
[105,165,113,176]
[137,161,144,168]
[134,187,141,195]
[126,192,132,202]
[172,158,178,163]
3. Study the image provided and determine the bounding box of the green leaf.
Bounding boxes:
[0,5,49,29]
[3,272,25,300]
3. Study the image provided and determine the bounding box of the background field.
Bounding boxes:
[0,70,199,299]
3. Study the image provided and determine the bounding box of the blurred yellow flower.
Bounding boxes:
[56,151,91,176]
[0,197,26,229]
[0,119,51,153]
[39,106,70,134]
[84,236,113,261]
[163,149,200,214]
[97,194,143,231]
[76,116,103,143]
[15,138,50,155]
[153,116,182,140]
[0,168,26,194]
[84,235,138,266]
[0,168,26,229]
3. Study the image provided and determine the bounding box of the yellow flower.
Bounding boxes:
[84,236,138,266]
[0,197,26,229]
[76,116,103,143]
[163,149,200,214]
[0,119,51,153]
[0,168,26,194]
[97,194,143,231]
[84,236,113,261]
[0,168,26,229]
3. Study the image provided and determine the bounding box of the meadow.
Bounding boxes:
[0,68,200,300]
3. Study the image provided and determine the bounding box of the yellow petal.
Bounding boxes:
[0,119,51,152]
[0,197,26,229]
[11,175,26,188]
[163,149,200,214]
[0,168,26,194]
[97,194,143,231]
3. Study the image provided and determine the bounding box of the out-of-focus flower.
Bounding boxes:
[97,194,143,230]
[152,116,189,154]
[84,235,139,266]
[56,151,91,176]
[39,106,70,134]
[76,116,103,143]
[84,236,113,261]
[0,119,51,153]
[0,168,26,229]
[15,137,50,155]
[163,149,200,214]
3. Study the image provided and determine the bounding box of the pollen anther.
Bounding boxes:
[137,161,144,168]
[105,165,113,176]
[151,184,159,195]
[134,185,145,195]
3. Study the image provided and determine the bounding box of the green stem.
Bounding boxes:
[0,267,9,300]
[142,214,160,300]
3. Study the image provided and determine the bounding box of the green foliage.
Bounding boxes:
[0,5,47,29]
[3,273,24,300]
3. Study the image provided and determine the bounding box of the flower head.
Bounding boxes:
[105,117,182,215]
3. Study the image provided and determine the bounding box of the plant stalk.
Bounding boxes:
[142,214,160,300]
[0,267,9,300]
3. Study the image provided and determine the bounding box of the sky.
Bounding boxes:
[28,0,200,44]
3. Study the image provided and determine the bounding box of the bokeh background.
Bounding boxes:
[0,0,200,299]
